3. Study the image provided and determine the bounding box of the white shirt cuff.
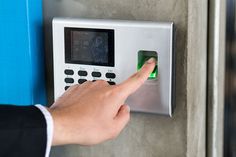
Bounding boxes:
[35,105,54,157]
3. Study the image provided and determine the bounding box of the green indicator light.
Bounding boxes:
[137,50,158,80]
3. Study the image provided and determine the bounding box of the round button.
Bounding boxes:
[78,79,87,84]
[78,70,88,76]
[92,72,102,77]
[65,86,70,90]
[65,78,74,83]
[107,81,116,85]
[64,69,74,75]
[105,73,116,79]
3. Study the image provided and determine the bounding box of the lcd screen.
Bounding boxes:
[65,28,114,66]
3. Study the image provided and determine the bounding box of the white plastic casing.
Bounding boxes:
[53,18,175,116]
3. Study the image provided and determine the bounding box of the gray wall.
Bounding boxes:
[43,0,207,157]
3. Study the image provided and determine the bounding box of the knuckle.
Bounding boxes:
[73,84,80,88]
[109,87,121,97]
[129,72,145,85]
[74,84,81,90]
[135,73,145,84]
[86,80,93,84]
[83,80,92,86]
[129,73,137,80]
[135,72,143,80]
[96,80,108,85]
[68,84,78,90]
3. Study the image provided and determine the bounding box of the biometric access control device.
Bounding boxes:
[53,18,175,116]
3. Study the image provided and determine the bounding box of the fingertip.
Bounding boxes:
[145,57,157,65]
[141,57,156,73]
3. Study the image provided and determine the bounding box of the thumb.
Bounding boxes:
[114,105,130,132]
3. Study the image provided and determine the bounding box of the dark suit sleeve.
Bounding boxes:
[0,105,47,157]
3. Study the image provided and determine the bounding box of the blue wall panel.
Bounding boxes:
[0,0,46,106]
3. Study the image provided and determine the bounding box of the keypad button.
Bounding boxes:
[105,73,116,79]
[65,78,74,83]
[107,81,116,85]
[65,86,70,90]
[92,72,102,77]
[64,69,74,75]
[78,70,88,76]
[78,79,87,84]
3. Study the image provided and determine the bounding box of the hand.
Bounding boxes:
[49,58,156,146]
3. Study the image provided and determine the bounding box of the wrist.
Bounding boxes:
[48,106,85,146]
[47,108,67,146]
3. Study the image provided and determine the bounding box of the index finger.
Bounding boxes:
[117,58,156,96]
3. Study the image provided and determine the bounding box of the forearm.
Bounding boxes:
[0,105,47,157]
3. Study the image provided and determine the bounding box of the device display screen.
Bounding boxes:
[65,28,114,66]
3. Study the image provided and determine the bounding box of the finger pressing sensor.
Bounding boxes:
[137,50,158,80]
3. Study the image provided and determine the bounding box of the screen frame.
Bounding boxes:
[64,27,115,67]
